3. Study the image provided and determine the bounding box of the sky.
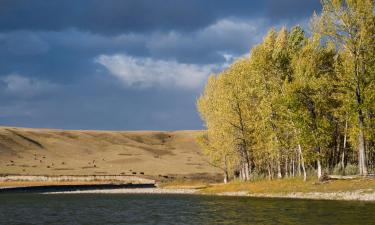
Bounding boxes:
[0,0,321,131]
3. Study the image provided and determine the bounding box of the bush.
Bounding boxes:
[250,170,266,181]
[344,163,359,175]
[332,163,358,175]
[305,167,316,177]
[332,164,344,175]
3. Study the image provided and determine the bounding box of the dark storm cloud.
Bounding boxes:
[265,0,321,21]
[0,0,258,33]
[0,75,202,130]
[0,20,263,83]
[0,0,322,130]
[0,0,319,34]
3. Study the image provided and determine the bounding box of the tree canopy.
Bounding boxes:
[197,0,375,182]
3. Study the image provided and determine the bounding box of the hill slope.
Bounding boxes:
[0,126,220,180]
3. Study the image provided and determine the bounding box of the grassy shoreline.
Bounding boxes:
[201,178,375,193]
[162,177,375,201]
[1,177,375,201]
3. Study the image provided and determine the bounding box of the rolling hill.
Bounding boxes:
[0,126,220,181]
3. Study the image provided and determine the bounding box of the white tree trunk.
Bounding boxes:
[245,161,250,181]
[358,121,368,176]
[317,159,322,179]
[298,144,307,181]
[277,160,282,179]
[341,119,348,173]
[224,172,228,184]
[240,162,248,181]
[223,155,229,183]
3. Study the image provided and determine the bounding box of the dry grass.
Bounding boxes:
[159,179,211,189]
[200,177,375,194]
[0,181,114,187]
[0,126,220,179]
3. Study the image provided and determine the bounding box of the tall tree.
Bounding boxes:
[315,0,375,176]
[197,0,374,183]
[287,34,338,179]
[197,75,236,183]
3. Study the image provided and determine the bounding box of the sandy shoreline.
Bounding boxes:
[45,188,197,195]
[246,190,375,201]
[1,178,374,201]
[42,187,375,201]
[213,190,375,201]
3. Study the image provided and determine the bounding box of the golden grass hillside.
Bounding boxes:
[0,126,221,180]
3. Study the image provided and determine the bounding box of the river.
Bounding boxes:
[0,193,374,225]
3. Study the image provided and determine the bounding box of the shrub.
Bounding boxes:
[250,171,266,181]
[344,163,359,175]
[332,164,344,175]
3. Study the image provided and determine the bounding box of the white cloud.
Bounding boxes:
[200,18,260,40]
[1,74,58,97]
[94,18,263,89]
[96,54,215,89]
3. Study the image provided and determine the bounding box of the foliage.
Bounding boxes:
[197,0,375,182]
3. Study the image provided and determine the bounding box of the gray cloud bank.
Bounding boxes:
[0,0,320,130]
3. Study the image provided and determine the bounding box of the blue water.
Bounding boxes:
[0,193,374,225]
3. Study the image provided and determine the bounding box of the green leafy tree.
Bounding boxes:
[314,0,375,175]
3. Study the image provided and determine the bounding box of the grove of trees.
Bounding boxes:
[197,0,375,182]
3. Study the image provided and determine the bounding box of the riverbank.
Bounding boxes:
[42,186,375,201]
[45,188,197,195]
[245,191,375,201]
[199,177,375,201]
[1,177,375,202]
[154,177,375,201]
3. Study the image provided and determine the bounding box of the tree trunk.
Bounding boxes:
[341,118,348,174]
[341,150,346,174]
[224,171,229,184]
[239,144,250,181]
[249,160,252,176]
[267,164,272,180]
[315,145,322,179]
[244,161,250,181]
[298,144,307,181]
[317,159,322,179]
[292,158,295,177]
[335,133,341,171]
[358,116,368,176]
[285,157,289,178]
[242,163,245,181]
[239,165,243,181]
[223,155,229,184]
[297,149,301,176]
[277,159,282,179]
[355,56,367,176]
[240,162,248,181]
[235,101,252,181]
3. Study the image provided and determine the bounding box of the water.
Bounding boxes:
[0,193,374,225]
